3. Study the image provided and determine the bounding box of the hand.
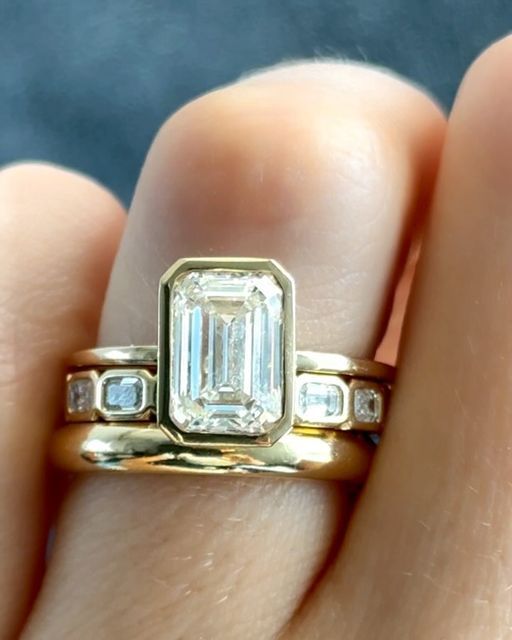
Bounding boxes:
[2,35,510,640]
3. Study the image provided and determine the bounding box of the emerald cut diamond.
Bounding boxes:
[162,262,291,438]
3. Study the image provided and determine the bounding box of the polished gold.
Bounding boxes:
[51,423,373,481]
[297,350,395,382]
[66,365,389,432]
[69,346,394,382]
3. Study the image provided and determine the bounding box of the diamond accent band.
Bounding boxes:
[66,367,386,432]
[66,369,155,421]
[101,375,144,413]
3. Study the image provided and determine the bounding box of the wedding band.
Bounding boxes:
[51,425,373,481]
[64,347,391,431]
[67,345,394,381]
[53,257,395,480]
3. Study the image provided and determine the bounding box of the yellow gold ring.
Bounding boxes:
[51,424,373,481]
[53,257,395,481]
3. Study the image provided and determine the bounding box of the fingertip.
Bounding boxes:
[447,34,512,192]
[0,160,125,228]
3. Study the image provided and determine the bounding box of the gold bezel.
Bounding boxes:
[69,346,158,368]
[157,257,296,448]
[97,369,155,422]
[296,350,395,382]
[294,372,350,427]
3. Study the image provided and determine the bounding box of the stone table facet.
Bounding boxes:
[168,269,285,435]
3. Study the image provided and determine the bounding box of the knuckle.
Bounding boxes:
[154,82,388,197]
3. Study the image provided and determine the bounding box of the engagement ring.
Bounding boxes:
[53,258,394,480]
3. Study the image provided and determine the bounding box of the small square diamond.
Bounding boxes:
[297,380,343,422]
[354,388,383,423]
[67,377,95,414]
[102,376,144,413]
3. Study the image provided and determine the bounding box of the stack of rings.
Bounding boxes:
[52,257,395,481]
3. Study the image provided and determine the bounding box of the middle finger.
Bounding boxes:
[27,62,444,640]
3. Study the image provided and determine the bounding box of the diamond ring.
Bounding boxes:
[52,257,395,480]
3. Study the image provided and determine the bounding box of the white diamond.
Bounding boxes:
[354,388,383,423]
[169,269,284,435]
[67,377,95,413]
[297,379,343,422]
[103,376,144,412]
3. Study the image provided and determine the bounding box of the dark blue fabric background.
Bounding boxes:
[1,1,510,203]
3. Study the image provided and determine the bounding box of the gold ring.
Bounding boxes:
[53,257,395,481]
[51,425,373,481]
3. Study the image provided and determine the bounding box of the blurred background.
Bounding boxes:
[1,1,510,204]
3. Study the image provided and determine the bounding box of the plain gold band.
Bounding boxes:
[69,346,395,382]
[51,424,373,481]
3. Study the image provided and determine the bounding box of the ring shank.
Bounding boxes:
[52,424,373,481]
[61,345,392,480]
[69,346,395,382]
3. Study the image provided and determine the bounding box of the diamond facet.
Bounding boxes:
[297,378,343,422]
[67,377,95,414]
[102,376,144,413]
[168,268,285,435]
[354,388,383,423]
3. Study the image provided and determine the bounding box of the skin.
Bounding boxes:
[1,34,511,640]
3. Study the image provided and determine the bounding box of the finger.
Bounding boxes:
[0,163,124,638]
[289,36,512,640]
[376,241,420,364]
[26,63,444,640]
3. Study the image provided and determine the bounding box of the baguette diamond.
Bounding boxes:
[168,268,285,435]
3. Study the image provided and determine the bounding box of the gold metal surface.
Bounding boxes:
[51,423,373,481]
[70,346,158,368]
[296,350,395,382]
[69,346,395,382]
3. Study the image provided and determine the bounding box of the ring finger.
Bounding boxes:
[24,62,444,640]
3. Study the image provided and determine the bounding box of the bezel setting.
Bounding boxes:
[66,369,155,422]
[295,373,350,426]
[97,369,155,421]
[351,379,384,425]
[66,370,98,421]
[158,257,296,448]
